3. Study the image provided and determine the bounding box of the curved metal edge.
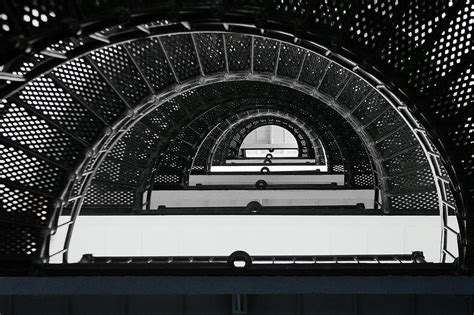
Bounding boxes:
[33,27,455,263]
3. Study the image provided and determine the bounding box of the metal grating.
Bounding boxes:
[409,0,474,94]
[380,0,454,68]
[193,33,226,74]
[298,52,330,87]
[94,159,143,186]
[53,57,127,123]
[126,37,176,92]
[352,93,390,126]
[160,34,201,81]
[276,43,306,79]
[375,127,419,159]
[121,123,160,151]
[253,37,279,73]
[0,183,53,226]
[224,33,252,72]
[108,138,151,168]
[313,0,352,30]
[17,75,105,142]
[84,181,135,206]
[0,101,83,167]
[365,108,405,140]
[0,224,41,256]
[348,0,401,50]
[431,64,473,120]
[336,76,373,111]
[0,144,66,195]
[89,45,150,106]
[388,169,436,194]
[0,0,469,265]
[389,191,439,213]
[318,63,352,97]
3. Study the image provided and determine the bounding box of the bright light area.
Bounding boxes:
[210,164,328,172]
[49,215,458,263]
[240,125,298,158]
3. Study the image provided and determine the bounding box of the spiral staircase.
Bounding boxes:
[0,0,472,276]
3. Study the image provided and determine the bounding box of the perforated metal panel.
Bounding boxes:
[53,57,127,123]
[348,0,401,50]
[108,138,151,168]
[224,34,252,72]
[318,63,352,97]
[298,52,330,87]
[380,0,455,68]
[0,100,83,167]
[375,127,418,159]
[121,123,160,151]
[0,224,42,256]
[336,77,373,111]
[94,159,143,186]
[409,0,474,94]
[0,183,54,226]
[84,181,135,207]
[352,93,390,126]
[0,144,66,194]
[160,34,201,81]
[17,75,104,142]
[193,33,226,75]
[389,191,439,213]
[388,169,436,194]
[89,45,150,106]
[126,37,176,92]
[253,37,279,73]
[277,43,306,79]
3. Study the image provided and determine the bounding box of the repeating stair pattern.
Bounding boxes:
[0,1,471,269]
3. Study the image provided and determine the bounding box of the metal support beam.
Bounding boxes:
[222,33,230,73]
[316,61,331,90]
[232,294,248,315]
[273,41,282,76]
[295,51,308,81]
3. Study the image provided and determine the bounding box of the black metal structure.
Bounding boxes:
[199,111,324,167]
[0,0,472,275]
[79,251,427,265]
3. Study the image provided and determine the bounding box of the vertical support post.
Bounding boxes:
[232,294,248,315]
[222,33,230,74]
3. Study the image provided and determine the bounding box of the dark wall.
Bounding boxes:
[0,294,472,315]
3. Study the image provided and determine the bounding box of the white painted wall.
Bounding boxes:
[242,125,297,145]
[49,215,459,263]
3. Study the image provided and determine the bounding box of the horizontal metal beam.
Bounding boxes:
[226,159,316,164]
[240,143,298,150]
[76,206,388,216]
[148,189,374,209]
[210,165,327,172]
[83,253,420,264]
[189,174,344,186]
